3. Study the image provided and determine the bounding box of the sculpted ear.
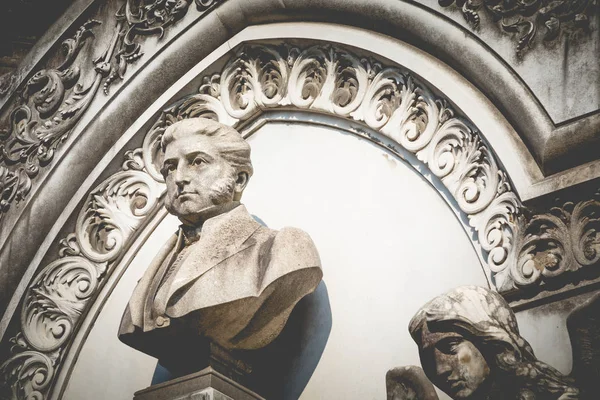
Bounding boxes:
[234,171,249,199]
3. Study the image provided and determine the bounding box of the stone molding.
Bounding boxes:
[0,145,165,400]
[2,40,599,399]
[0,4,597,321]
[0,2,596,399]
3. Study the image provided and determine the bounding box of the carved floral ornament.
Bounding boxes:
[438,0,597,57]
[1,42,599,400]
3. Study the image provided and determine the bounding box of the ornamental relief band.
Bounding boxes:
[437,0,596,57]
[0,37,599,400]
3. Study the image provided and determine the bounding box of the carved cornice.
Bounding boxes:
[0,41,599,400]
[438,0,597,56]
[0,0,222,225]
[512,191,600,289]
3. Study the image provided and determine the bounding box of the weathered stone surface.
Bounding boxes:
[409,286,579,399]
[118,118,323,375]
[386,365,438,400]
[567,292,600,400]
[133,367,263,400]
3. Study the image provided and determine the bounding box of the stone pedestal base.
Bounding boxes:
[133,367,264,400]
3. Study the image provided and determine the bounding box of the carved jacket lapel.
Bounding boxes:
[126,233,179,330]
[167,205,262,298]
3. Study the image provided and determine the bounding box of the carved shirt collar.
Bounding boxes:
[180,224,203,247]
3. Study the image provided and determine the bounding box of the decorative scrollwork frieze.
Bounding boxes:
[0,20,103,221]
[0,0,224,226]
[102,0,222,95]
[0,149,165,399]
[511,194,600,288]
[0,350,56,400]
[438,0,597,56]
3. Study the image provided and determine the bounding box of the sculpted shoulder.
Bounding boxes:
[261,226,322,291]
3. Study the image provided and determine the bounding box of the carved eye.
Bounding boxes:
[161,163,176,177]
[437,338,463,355]
[192,156,205,166]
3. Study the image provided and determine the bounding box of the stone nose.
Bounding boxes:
[173,163,191,187]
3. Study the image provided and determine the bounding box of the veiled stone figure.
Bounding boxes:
[118,118,323,375]
[409,286,579,400]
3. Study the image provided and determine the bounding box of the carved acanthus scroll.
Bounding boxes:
[512,194,600,287]
[0,146,165,399]
[438,0,596,56]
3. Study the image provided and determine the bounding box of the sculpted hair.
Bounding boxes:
[409,286,579,400]
[161,118,254,178]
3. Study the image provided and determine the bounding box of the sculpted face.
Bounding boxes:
[161,133,245,225]
[421,332,490,399]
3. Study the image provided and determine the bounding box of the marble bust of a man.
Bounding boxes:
[118,118,322,371]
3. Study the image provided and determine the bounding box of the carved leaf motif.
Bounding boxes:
[438,0,596,56]
[220,46,289,118]
[288,46,331,110]
[58,234,80,258]
[514,213,573,286]
[328,51,368,116]
[20,257,100,352]
[571,199,600,266]
[358,68,405,130]
[469,190,522,273]
[511,196,600,288]
[0,351,55,400]
[76,171,164,263]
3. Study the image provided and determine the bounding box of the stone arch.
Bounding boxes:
[0,34,525,400]
[0,5,597,400]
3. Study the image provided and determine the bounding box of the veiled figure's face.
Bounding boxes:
[161,134,237,225]
[420,332,490,399]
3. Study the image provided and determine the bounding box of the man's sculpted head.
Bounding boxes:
[160,118,253,226]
